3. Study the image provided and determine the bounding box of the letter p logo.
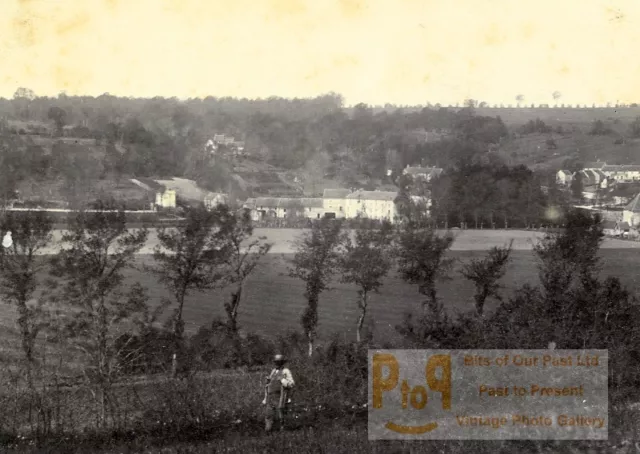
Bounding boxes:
[372,353,399,409]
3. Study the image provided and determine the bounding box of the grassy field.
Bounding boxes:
[2,229,640,358]
[127,248,640,344]
[477,106,640,126]
[500,131,640,170]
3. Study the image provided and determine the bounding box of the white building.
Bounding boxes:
[244,197,321,220]
[601,165,640,182]
[322,189,351,219]
[556,170,573,186]
[155,189,176,208]
[344,190,398,222]
[299,198,325,219]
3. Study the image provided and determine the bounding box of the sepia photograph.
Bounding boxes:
[0,0,639,452]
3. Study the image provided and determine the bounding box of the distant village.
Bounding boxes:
[116,164,439,224]
[556,163,640,236]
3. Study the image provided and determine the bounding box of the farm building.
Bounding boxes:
[322,189,351,219]
[129,178,176,209]
[588,163,640,182]
[556,170,573,186]
[344,190,398,222]
[155,189,176,208]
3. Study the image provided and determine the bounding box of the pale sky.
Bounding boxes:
[1,0,639,106]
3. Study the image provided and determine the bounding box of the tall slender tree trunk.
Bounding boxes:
[226,280,244,335]
[172,292,187,379]
[307,331,314,357]
[357,290,368,343]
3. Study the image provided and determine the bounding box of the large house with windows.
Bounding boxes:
[242,188,427,223]
[322,189,351,219]
[344,190,398,222]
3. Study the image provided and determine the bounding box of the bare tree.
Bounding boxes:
[289,218,348,356]
[340,221,394,342]
[460,240,513,316]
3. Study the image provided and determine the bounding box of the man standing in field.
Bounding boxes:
[262,354,295,432]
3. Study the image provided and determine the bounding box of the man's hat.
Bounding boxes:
[274,354,286,364]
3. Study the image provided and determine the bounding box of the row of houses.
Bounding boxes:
[557,163,640,187]
[242,188,429,223]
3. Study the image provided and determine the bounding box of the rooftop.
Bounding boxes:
[252,197,321,209]
[323,188,351,199]
[346,190,398,201]
[299,198,323,208]
[130,177,166,192]
[624,193,640,213]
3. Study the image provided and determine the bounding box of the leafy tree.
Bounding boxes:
[47,106,67,137]
[339,221,394,342]
[289,218,348,356]
[629,116,640,138]
[520,118,551,134]
[150,204,231,376]
[0,212,53,372]
[545,138,557,149]
[534,209,603,298]
[49,203,149,428]
[395,222,455,318]
[219,209,272,335]
[589,119,611,136]
[463,99,477,109]
[460,240,513,316]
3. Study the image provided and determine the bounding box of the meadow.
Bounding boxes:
[2,229,640,359]
[130,248,640,344]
